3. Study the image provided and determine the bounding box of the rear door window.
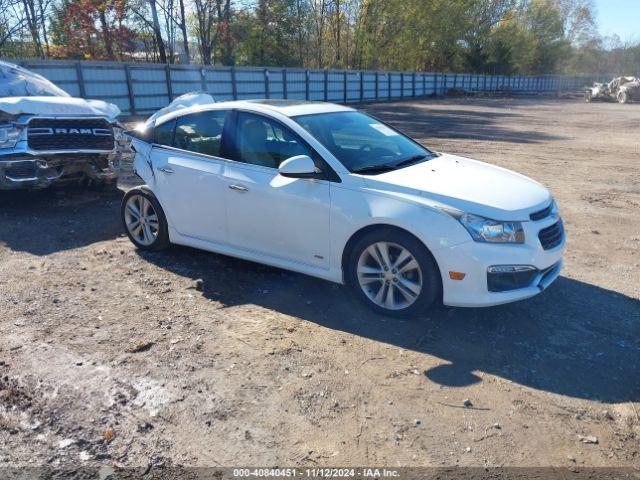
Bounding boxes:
[154,119,175,146]
[174,110,229,157]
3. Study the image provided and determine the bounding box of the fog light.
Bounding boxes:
[487,265,536,274]
[487,265,537,292]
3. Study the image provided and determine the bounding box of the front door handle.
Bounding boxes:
[228,184,248,192]
[157,167,175,174]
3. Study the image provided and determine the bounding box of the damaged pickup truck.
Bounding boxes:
[585,76,640,104]
[0,60,128,190]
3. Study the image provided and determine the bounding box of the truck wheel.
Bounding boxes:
[618,92,629,104]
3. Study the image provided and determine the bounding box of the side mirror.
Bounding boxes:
[278,155,321,179]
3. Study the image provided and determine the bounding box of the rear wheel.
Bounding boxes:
[346,228,440,318]
[584,91,592,102]
[122,187,170,251]
[618,91,629,104]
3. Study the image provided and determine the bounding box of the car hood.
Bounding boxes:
[361,153,551,221]
[0,96,120,120]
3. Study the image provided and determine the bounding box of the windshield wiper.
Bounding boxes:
[351,164,398,174]
[352,153,433,174]
[391,154,430,168]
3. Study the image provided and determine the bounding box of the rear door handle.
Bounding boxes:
[157,167,175,174]
[228,184,248,192]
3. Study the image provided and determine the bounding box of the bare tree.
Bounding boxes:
[0,0,26,52]
[309,0,327,68]
[178,0,190,63]
[149,0,168,62]
[21,0,44,57]
[193,0,230,65]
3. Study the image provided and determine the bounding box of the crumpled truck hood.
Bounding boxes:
[0,96,120,120]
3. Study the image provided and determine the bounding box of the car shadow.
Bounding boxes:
[361,99,567,144]
[0,187,124,255]
[139,245,640,404]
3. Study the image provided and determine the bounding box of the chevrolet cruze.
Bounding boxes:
[124,98,565,317]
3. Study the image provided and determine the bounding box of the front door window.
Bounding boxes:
[233,112,314,168]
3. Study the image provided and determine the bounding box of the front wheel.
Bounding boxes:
[121,187,170,251]
[618,91,629,104]
[584,91,592,102]
[346,229,441,318]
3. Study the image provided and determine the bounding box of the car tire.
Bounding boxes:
[618,92,629,104]
[346,228,441,318]
[584,91,592,102]
[121,187,170,251]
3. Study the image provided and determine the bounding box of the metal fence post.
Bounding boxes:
[324,69,329,102]
[359,71,364,103]
[412,72,416,98]
[264,68,270,99]
[124,64,136,116]
[283,68,288,99]
[375,71,379,101]
[76,61,86,98]
[343,71,348,104]
[200,67,208,92]
[165,64,173,102]
[400,72,404,99]
[387,73,391,100]
[231,66,238,100]
[434,73,438,96]
[305,70,310,100]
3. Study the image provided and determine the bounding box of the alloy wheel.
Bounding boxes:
[357,241,423,310]
[124,194,160,246]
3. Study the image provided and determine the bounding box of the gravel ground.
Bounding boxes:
[0,97,639,472]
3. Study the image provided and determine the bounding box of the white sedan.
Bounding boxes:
[124,98,565,317]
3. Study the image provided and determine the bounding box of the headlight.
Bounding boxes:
[0,125,21,149]
[113,126,134,152]
[447,211,525,244]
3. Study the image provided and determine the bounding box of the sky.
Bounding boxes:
[594,0,640,41]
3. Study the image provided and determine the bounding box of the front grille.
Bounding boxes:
[4,162,36,179]
[530,203,553,221]
[538,220,564,250]
[27,118,114,151]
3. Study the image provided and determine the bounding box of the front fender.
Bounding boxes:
[329,184,472,278]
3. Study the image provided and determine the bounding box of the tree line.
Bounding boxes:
[1,0,639,75]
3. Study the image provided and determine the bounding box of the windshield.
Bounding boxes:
[293,111,434,173]
[0,61,70,98]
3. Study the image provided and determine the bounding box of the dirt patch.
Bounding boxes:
[0,98,639,469]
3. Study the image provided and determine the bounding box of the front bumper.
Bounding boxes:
[435,216,566,307]
[0,154,117,190]
[0,114,130,190]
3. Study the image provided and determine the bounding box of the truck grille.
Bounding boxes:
[27,118,114,151]
[538,220,564,250]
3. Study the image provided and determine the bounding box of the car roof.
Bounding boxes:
[151,99,354,126]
